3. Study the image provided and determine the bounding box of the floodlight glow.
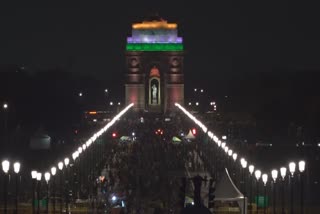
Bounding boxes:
[249,165,254,175]
[36,172,42,181]
[289,162,296,176]
[241,160,247,169]
[255,170,261,180]
[232,153,238,161]
[2,160,10,173]
[64,158,70,167]
[58,162,64,170]
[280,167,287,179]
[31,170,37,179]
[78,147,83,154]
[221,142,226,149]
[298,160,305,172]
[271,169,278,182]
[44,172,51,182]
[13,162,21,174]
[224,146,229,153]
[72,152,78,161]
[262,174,268,185]
[51,167,57,176]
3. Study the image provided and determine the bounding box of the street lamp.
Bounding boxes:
[51,167,57,214]
[74,150,81,200]
[271,169,278,214]
[298,161,306,214]
[2,160,10,214]
[224,146,229,154]
[72,152,78,161]
[221,142,226,149]
[280,167,287,214]
[249,165,255,214]
[255,170,262,214]
[45,172,51,214]
[64,158,70,167]
[57,162,64,214]
[78,147,83,154]
[36,173,42,214]
[232,153,238,161]
[31,171,38,214]
[3,103,8,109]
[289,162,296,214]
[14,162,21,214]
[64,158,70,214]
[262,174,268,214]
[241,160,248,214]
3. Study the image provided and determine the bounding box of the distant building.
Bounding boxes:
[125,15,185,113]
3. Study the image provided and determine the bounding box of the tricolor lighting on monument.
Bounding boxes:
[126,19,184,51]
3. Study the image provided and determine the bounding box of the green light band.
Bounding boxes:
[126,43,183,51]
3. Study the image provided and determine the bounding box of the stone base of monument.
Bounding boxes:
[148,104,162,113]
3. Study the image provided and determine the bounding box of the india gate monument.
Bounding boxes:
[125,16,185,113]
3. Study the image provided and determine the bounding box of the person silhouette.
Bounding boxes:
[190,174,207,207]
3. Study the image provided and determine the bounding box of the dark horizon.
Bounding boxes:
[1,2,320,80]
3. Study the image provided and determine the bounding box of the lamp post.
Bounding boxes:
[31,171,38,214]
[13,162,21,214]
[72,151,79,201]
[3,103,8,146]
[248,165,254,214]
[45,172,51,214]
[271,169,278,214]
[227,149,232,173]
[2,160,10,214]
[255,170,261,214]
[36,172,42,214]
[232,153,237,181]
[241,159,247,214]
[280,167,287,214]
[298,161,305,214]
[51,167,57,214]
[77,147,82,200]
[289,162,296,214]
[64,158,70,214]
[262,174,268,214]
[58,162,64,214]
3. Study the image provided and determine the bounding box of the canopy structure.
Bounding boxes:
[172,136,182,144]
[119,136,133,143]
[185,129,196,140]
[214,168,247,214]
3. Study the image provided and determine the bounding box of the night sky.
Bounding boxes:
[1,1,320,82]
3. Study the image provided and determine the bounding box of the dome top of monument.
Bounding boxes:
[132,14,177,29]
